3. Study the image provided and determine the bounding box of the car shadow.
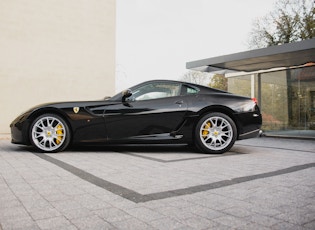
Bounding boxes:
[69,144,196,154]
[68,144,251,157]
[9,143,250,157]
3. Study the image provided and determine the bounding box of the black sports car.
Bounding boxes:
[11,80,262,154]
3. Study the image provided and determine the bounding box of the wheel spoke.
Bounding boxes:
[209,138,215,146]
[50,139,56,148]
[39,139,46,146]
[203,135,211,142]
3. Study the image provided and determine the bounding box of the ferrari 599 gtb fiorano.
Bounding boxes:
[11,80,262,154]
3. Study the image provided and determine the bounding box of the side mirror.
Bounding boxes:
[122,89,132,102]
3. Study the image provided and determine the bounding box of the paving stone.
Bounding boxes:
[93,207,133,223]
[72,193,112,210]
[1,218,40,230]
[54,184,86,196]
[212,215,251,229]
[270,221,304,230]
[42,192,72,202]
[0,138,314,229]
[154,205,195,221]
[125,206,165,222]
[19,196,53,212]
[181,216,224,229]
[235,222,270,230]
[35,216,73,230]
[71,215,115,230]
[0,206,30,221]
[150,216,212,230]
[0,198,22,209]
[303,220,315,230]
[275,208,315,226]
[244,213,284,227]
[60,207,95,220]
[29,207,62,220]
[111,217,152,230]
[109,196,139,209]
[221,207,254,218]
[50,199,83,212]
[181,204,225,220]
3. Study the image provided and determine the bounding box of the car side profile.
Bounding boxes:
[11,80,262,154]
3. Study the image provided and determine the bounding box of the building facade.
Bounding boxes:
[227,65,315,137]
[186,39,315,138]
[0,0,116,133]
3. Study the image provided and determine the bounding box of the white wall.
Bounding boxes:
[0,0,116,133]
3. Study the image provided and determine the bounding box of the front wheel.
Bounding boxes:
[195,112,237,154]
[30,114,71,153]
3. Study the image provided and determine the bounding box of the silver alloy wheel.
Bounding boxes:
[199,116,233,151]
[31,116,66,152]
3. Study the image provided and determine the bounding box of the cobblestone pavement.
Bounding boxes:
[0,137,314,230]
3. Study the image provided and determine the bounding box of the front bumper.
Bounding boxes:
[10,114,31,145]
[11,124,25,144]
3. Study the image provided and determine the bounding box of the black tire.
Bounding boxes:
[195,112,237,154]
[29,114,71,153]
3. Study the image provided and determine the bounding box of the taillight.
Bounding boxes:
[252,98,258,104]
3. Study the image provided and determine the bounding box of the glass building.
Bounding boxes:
[227,65,315,138]
[186,38,315,139]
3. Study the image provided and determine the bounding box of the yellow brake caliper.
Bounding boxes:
[55,124,64,145]
[202,121,211,138]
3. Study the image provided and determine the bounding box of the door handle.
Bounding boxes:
[175,100,183,108]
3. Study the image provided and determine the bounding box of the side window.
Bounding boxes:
[181,85,199,95]
[131,83,181,101]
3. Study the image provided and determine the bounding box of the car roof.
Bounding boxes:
[131,79,228,93]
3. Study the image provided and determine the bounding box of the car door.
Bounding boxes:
[104,82,188,141]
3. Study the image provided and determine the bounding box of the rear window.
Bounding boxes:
[181,85,199,95]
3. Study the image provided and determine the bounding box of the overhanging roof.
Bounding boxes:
[186,38,315,73]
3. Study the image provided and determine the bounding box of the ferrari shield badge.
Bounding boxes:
[73,107,80,114]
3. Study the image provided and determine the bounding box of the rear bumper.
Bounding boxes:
[234,111,262,140]
[238,129,261,140]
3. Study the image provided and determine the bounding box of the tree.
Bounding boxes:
[248,0,314,48]
[180,70,212,86]
[208,74,227,91]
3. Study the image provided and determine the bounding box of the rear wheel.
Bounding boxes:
[30,114,70,153]
[195,112,237,154]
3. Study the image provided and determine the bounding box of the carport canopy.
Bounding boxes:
[186,38,315,73]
